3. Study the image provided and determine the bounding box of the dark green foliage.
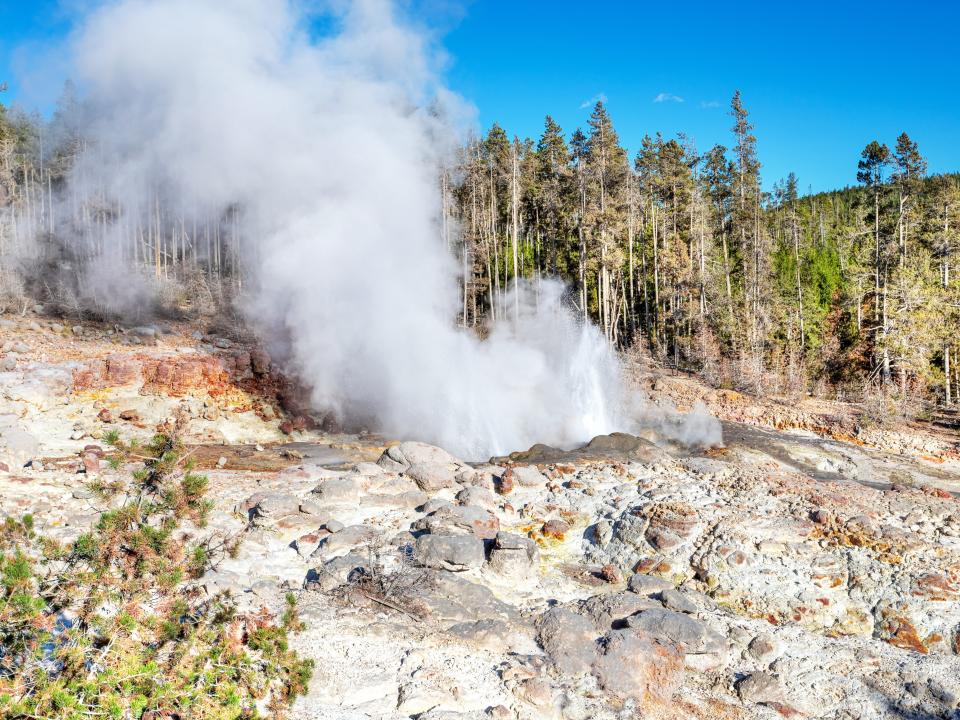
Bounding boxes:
[0,413,313,719]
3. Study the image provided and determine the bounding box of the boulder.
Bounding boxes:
[292,530,329,558]
[747,633,782,664]
[542,518,570,540]
[592,628,684,703]
[625,608,727,655]
[535,607,597,674]
[377,441,463,472]
[600,563,623,584]
[736,671,785,705]
[627,573,673,596]
[487,531,540,577]
[513,677,554,708]
[311,524,378,558]
[413,504,500,539]
[305,552,370,591]
[404,462,460,492]
[312,477,362,504]
[456,485,499,511]
[511,465,547,487]
[446,618,524,653]
[410,571,515,623]
[661,588,698,614]
[579,591,660,632]
[245,492,302,525]
[416,534,485,571]
[250,348,271,375]
[81,453,100,475]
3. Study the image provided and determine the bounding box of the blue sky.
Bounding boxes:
[2,0,958,193]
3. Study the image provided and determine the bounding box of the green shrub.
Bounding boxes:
[0,411,312,719]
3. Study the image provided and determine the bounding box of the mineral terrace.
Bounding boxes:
[2,312,959,720]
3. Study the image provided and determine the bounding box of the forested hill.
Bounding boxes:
[2,88,960,410]
[446,94,960,409]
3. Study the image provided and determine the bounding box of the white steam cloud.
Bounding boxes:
[30,0,721,458]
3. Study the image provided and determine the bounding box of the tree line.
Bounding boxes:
[2,87,960,408]
[445,93,960,408]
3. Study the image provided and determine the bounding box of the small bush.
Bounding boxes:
[0,411,312,718]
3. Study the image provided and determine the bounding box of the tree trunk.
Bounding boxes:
[793,216,804,349]
[945,346,951,406]
[511,142,520,322]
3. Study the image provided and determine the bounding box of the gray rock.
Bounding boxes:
[486,531,539,577]
[928,679,959,707]
[298,500,323,515]
[747,633,781,664]
[415,711,488,720]
[306,552,369,591]
[405,462,459,492]
[660,588,698,614]
[0,355,17,372]
[421,498,452,514]
[579,591,660,631]
[412,504,500,539]
[377,441,463,472]
[377,446,408,472]
[416,533,485,571]
[512,465,547,487]
[291,530,328,557]
[312,477,361,503]
[203,569,248,595]
[535,607,597,674]
[129,326,158,338]
[312,524,378,558]
[512,677,554,709]
[610,513,649,549]
[446,618,523,653]
[324,519,345,533]
[736,671,784,705]
[376,490,429,508]
[592,629,684,703]
[627,573,673,596]
[411,571,515,623]
[592,520,613,546]
[625,608,726,654]
[468,465,505,490]
[456,485,499,511]
[247,492,301,524]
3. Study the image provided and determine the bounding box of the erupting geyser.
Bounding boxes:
[26,0,719,458]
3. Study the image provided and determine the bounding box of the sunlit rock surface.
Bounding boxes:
[2,313,960,719]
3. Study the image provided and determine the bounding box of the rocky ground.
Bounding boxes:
[2,310,959,720]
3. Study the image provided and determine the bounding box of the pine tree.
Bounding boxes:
[857,140,892,382]
[891,133,927,264]
[585,102,629,341]
[534,116,572,276]
[729,91,768,389]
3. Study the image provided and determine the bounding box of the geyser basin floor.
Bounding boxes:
[3,312,960,719]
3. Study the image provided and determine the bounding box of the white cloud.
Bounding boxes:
[579,92,607,109]
[653,92,684,103]
[699,100,720,108]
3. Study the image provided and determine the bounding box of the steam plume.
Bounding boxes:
[26,0,721,458]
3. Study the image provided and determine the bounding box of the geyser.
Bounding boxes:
[27,0,720,458]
